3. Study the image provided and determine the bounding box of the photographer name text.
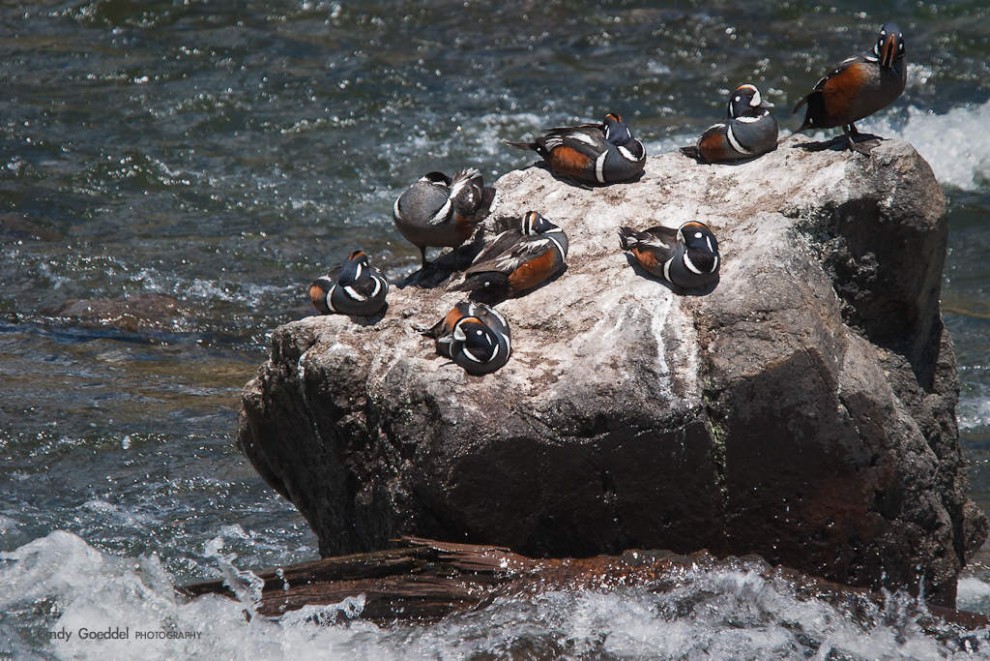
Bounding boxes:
[49,626,203,642]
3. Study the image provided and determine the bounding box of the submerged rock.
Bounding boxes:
[47,294,190,333]
[238,136,987,607]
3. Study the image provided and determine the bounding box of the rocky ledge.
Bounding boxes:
[238,135,987,607]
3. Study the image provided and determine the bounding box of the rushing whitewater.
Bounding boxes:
[1,532,985,659]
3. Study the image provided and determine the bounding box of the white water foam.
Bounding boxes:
[959,576,990,616]
[959,385,990,432]
[1,531,985,659]
[860,101,990,191]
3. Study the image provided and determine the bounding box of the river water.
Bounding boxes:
[1,1,988,658]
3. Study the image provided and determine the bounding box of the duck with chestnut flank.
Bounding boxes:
[454,211,569,304]
[793,22,906,154]
[506,113,646,185]
[309,249,389,316]
[423,300,512,375]
[618,221,721,291]
[682,84,778,163]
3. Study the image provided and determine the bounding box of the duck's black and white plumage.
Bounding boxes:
[682,84,778,163]
[454,211,569,304]
[793,22,907,153]
[309,249,389,316]
[506,113,646,185]
[618,221,721,291]
[392,168,495,267]
[423,300,511,376]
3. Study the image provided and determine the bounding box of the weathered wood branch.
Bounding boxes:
[179,537,989,633]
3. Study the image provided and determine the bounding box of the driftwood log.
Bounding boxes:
[180,537,990,635]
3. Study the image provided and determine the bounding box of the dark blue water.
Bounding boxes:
[1,2,989,657]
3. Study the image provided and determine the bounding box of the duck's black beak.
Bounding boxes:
[880,32,899,69]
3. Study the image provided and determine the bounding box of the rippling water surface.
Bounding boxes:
[2,1,989,657]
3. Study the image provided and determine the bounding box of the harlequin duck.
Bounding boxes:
[682,84,778,163]
[309,249,389,316]
[618,221,721,290]
[454,211,569,304]
[392,168,495,267]
[423,300,511,375]
[506,113,646,185]
[793,22,906,153]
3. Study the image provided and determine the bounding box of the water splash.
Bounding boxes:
[1,531,985,659]
[959,385,990,431]
[861,101,990,192]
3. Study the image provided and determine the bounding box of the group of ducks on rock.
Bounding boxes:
[308,22,907,376]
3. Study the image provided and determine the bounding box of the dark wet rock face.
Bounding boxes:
[238,136,986,607]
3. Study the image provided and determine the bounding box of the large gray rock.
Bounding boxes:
[238,136,987,607]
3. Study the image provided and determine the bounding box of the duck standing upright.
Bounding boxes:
[793,22,906,153]
[392,168,495,268]
[506,113,646,185]
[454,211,569,304]
[309,249,390,316]
[618,221,721,291]
[682,84,778,163]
